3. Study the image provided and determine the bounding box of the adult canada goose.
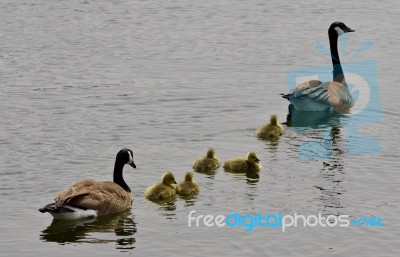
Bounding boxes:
[192,149,220,172]
[176,172,200,196]
[256,115,284,138]
[223,152,261,173]
[145,172,177,201]
[281,21,355,112]
[39,148,136,220]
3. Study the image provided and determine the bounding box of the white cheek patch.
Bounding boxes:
[334,27,344,36]
[127,151,133,164]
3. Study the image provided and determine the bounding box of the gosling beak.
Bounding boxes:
[347,28,355,32]
[255,158,260,163]
[130,162,136,168]
[173,179,177,184]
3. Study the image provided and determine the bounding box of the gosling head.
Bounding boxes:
[162,171,177,185]
[206,149,216,159]
[246,152,260,164]
[116,148,136,168]
[270,115,279,126]
[184,172,195,182]
[329,21,355,37]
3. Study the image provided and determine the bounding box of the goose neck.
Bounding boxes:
[113,160,131,192]
[329,33,346,84]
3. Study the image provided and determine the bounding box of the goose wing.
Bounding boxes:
[288,80,353,108]
[54,179,132,215]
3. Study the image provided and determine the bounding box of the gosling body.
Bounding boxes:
[193,149,220,172]
[145,172,177,201]
[223,152,261,173]
[256,115,284,138]
[176,172,199,196]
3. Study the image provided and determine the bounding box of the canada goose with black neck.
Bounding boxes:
[39,148,136,220]
[281,21,355,112]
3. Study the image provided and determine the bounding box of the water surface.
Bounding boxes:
[1,0,399,256]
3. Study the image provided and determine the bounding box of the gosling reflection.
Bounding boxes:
[178,194,198,207]
[155,199,177,219]
[194,168,217,178]
[40,209,136,249]
[224,170,260,185]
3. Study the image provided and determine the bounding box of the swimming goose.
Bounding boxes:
[256,115,284,138]
[281,21,355,112]
[145,172,177,201]
[223,152,261,172]
[192,149,220,172]
[176,172,200,196]
[39,148,136,220]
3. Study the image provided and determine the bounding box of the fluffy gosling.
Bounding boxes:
[145,172,177,201]
[192,149,220,172]
[256,115,284,139]
[176,172,200,196]
[223,152,261,172]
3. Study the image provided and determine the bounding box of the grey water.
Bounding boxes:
[1,0,399,256]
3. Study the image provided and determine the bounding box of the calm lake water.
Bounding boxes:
[1,0,399,256]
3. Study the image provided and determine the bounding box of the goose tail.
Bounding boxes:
[280,93,290,100]
[39,203,97,220]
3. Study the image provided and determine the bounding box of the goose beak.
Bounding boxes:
[130,162,136,168]
[347,28,355,32]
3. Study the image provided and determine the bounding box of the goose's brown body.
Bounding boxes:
[39,148,136,219]
[50,179,133,215]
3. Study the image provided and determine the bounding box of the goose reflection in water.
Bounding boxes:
[314,127,348,215]
[284,104,344,128]
[40,209,136,250]
[285,105,348,215]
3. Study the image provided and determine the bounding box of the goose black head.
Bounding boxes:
[329,21,355,36]
[117,148,136,168]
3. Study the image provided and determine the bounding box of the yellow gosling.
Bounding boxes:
[223,152,261,172]
[192,149,220,172]
[256,115,284,138]
[145,172,177,201]
[176,172,199,196]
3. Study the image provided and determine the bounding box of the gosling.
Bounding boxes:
[192,149,220,172]
[256,115,284,139]
[223,152,261,172]
[145,172,177,201]
[176,172,200,196]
